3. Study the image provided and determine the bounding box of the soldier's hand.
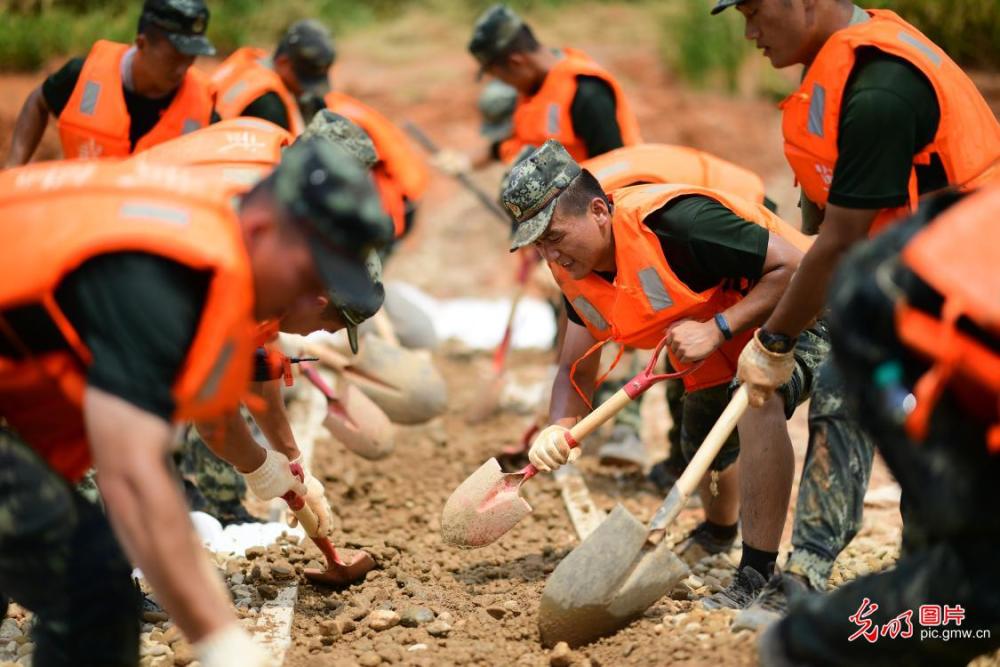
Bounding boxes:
[431,149,472,176]
[242,449,306,501]
[666,319,724,364]
[528,424,577,473]
[737,330,795,408]
[195,624,276,667]
[287,457,335,539]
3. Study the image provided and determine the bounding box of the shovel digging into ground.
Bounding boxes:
[537,384,750,647]
[280,487,375,586]
[441,335,694,549]
[299,361,395,461]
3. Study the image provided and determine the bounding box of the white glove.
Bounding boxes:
[195,624,275,667]
[528,425,578,473]
[288,456,335,539]
[431,149,472,176]
[242,449,306,501]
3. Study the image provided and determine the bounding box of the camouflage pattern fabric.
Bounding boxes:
[0,428,139,665]
[468,4,525,71]
[301,110,378,169]
[177,417,260,526]
[681,323,830,472]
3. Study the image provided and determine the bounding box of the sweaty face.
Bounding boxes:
[533,198,611,280]
[141,35,196,95]
[737,0,810,69]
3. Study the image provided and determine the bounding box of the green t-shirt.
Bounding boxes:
[564,194,769,326]
[801,49,943,232]
[0,254,209,420]
[41,56,220,152]
[241,91,291,131]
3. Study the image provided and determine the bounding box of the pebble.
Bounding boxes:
[549,641,574,667]
[399,606,435,627]
[162,626,182,646]
[0,621,21,642]
[257,584,278,601]
[407,644,428,652]
[485,606,506,620]
[358,651,382,666]
[270,560,295,581]
[368,610,400,632]
[319,620,342,639]
[142,611,169,623]
[425,620,451,638]
[244,547,265,559]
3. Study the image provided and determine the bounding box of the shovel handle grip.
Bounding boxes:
[282,490,321,537]
[649,385,749,532]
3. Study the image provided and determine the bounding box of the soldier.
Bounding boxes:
[5,0,216,165]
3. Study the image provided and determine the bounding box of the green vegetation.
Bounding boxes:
[0,0,996,73]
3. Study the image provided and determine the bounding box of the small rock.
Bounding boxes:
[358,651,382,666]
[407,644,428,652]
[502,600,520,615]
[270,560,295,581]
[485,606,506,620]
[425,621,451,638]
[230,573,244,586]
[368,610,400,632]
[336,618,357,634]
[623,643,636,657]
[172,642,196,666]
[319,619,341,639]
[245,547,265,560]
[257,584,278,601]
[348,605,370,621]
[549,641,573,667]
[436,612,454,624]
[0,620,21,642]
[142,611,169,624]
[399,606,434,627]
[146,644,170,657]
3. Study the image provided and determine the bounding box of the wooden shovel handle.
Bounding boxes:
[282,491,321,538]
[649,384,750,532]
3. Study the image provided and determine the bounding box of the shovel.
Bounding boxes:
[281,488,375,586]
[442,335,693,548]
[537,384,750,647]
[299,362,395,461]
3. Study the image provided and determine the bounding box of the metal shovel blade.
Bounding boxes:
[538,504,688,648]
[304,537,376,586]
[441,458,533,548]
[322,382,395,461]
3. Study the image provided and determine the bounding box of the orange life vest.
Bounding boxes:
[135,117,292,192]
[583,143,767,204]
[324,91,429,238]
[552,184,810,393]
[500,47,641,164]
[0,160,258,482]
[212,47,305,135]
[58,40,214,160]
[895,182,1000,452]
[781,10,1000,235]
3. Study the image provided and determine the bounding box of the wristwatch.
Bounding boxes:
[757,328,797,354]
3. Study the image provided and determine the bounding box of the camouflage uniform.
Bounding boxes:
[0,429,140,666]
[682,323,829,472]
[768,194,1000,666]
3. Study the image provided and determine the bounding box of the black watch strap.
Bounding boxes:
[714,313,733,340]
[758,328,797,354]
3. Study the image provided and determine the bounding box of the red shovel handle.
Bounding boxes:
[623,334,703,399]
[300,361,336,400]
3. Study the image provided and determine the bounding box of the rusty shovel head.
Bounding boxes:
[441,458,533,548]
[538,504,689,648]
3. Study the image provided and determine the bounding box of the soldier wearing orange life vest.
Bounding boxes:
[706,0,1000,624]
[757,184,1000,665]
[212,20,336,136]
[501,140,833,607]
[0,140,393,666]
[432,4,640,177]
[4,0,217,167]
[135,112,388,524]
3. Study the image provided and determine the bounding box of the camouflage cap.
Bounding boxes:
[277,19,336,96]
[140,0,215,56]
[709,0,746,15]
[271,137,393,352]
[498,143,537,223]
[502,140,582,251]
[302,110,379,169]
[468,4,524,78]
[479,80,518,142]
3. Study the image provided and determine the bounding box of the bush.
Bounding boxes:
[869,0,1000,69]
[660,0,752,92]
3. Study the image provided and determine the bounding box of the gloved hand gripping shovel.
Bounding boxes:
[537,384,750,647]
[281,462,375,586]
[441,335,693,548]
